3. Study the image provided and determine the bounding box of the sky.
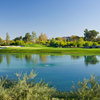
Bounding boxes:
[0,0,100,39]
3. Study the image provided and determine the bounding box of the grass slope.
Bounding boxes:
[0,46,100,54]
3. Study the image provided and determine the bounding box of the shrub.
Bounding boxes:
[98,41,100,44]
[25,41,33,45]
[0,71,56,100]
[0,72,100,100]
[92,42,98,46]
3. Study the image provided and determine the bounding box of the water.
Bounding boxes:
[0,54,100,91]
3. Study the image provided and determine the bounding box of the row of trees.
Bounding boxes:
[0,32,48,46]
[0,29,100,47]
[14,32,47,43]
[47,38,99,48]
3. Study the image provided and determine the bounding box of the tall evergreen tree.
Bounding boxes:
[6,32,10,45]
[23,33,31,42]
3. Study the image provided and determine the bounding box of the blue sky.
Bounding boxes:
[0,0,100,39]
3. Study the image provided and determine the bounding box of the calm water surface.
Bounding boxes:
[0,54,100,91]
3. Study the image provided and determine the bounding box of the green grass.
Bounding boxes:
[0,47,100,55]
[25,44,48,47]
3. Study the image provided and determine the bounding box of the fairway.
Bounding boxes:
[0,47,100,55]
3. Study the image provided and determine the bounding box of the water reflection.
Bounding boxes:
[0,55,3,64]
[84,56,99,66]
[14,54,24,60]
[32,55,38,64]
[39,55,47,63]
[25,55,32,62]
[6,54,11,66]
[0,54,100,67]
[71,56,82,60]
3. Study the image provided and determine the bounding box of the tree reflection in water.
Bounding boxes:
[84,56,99,66]
[25,55,32,63]
[32,55,38,64]
[0,54,99,67]
[0,55,3,64]
[13,54,25,60]
[39,55,47,63]
[71,56,81,60]
[6,54,11,66]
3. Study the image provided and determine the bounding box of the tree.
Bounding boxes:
[39,32,44,41]
[31,31,37,43]
[92,42,98,46]
[39,33,48,42]
[0,37,3,45]
[70,35,80,41]
[50,38,56,47]
[96,36,100,41]
[23,33,31,42]
[77,38,84,47]
[55,37,63,41]
[14,36,22,41]
[6,32,10,45]
[43,33,47,41]
[84,29,99,41]
[15,40,25,46]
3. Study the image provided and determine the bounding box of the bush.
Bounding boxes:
[0,71,56,100]
[92,42,98,46]
[0,72,100,100]
[98,41,100,44]
[1,43,8,46]
[10,40,15,45]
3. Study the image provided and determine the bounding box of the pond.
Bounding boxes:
[0,54,100,91]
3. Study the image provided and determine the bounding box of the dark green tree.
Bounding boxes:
[0,37,3,45]
[23,33,31,42]
[14,36,22,41]
[6,32,10,45]
[84,29,99,41]
[50,38,56,47]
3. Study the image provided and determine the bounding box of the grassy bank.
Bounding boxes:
[0,47,100,55]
